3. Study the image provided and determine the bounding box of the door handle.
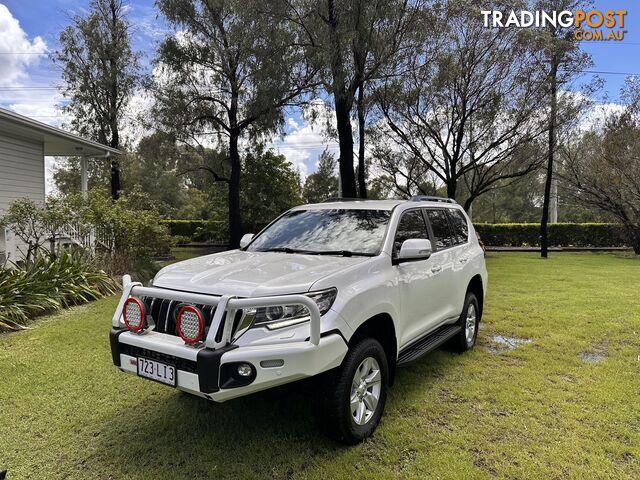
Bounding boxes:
[431,265,442,273]
[459,257,468,264]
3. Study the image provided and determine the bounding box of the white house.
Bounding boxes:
[0,107,120,263]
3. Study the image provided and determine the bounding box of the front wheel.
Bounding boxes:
[321,337,388,444]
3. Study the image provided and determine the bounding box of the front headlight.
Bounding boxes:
[241,288,337,331]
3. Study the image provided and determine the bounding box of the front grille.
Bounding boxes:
[120,344,198,373]
[140,296,244,342]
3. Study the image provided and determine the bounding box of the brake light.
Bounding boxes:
[476,231,486,252]
[177,305,205,344]
[123,297,146,333]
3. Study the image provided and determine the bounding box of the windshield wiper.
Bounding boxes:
[308,250,375,257]
[257,247,316,254]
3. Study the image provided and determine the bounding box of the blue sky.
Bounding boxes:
[577,0,640,102]
[0,0,639,181]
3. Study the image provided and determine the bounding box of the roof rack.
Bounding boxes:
[409,196,457,204]
[322,197,362,202]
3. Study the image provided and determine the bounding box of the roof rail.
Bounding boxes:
[409,196,457,204]
[322,197,361,202]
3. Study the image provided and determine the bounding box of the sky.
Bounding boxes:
[0,0,639,188]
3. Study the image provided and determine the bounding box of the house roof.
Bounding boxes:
[0,107,121,156]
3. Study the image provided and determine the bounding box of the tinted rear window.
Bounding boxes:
[448,209,469,245]
[425,209,453,249]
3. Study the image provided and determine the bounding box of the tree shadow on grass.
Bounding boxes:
[91,352,459,479]
[91,379,344,479]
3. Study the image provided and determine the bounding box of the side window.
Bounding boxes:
[425,209,453,250]
[393,210,429,257]
[448,209,469,245]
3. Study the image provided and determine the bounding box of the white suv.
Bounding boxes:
[110,197,487,443]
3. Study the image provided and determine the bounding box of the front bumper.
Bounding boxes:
[110,275,349,401]
[110,328,348,402]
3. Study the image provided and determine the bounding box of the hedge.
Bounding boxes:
[474,223,629,248]
[163,220,629,248]
[161,220,227,243]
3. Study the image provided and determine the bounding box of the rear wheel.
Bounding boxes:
[321,337,388,444]
[452,292,480,353]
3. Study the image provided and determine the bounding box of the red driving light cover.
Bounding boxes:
[123,297,146,333]
[177,305,205,344]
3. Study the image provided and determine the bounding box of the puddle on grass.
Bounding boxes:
[578,351,606,364]
[484,335,532,354]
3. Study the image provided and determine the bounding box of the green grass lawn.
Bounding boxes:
[1,253,639,479]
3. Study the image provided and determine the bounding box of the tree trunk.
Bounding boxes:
[357,84,367,199]
[335,94,357,198]
[110,159,121,200]
[446,181,456,201]
[463,196,474,213]
[228,131,242,249]
[110,111,120,200]
[108,9,120,202]
[326,0,356,199]
[628,225,640,255]
[541,57,558,259]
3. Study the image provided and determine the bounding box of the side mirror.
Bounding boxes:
[396,238,432,263]
[239,233,254,248]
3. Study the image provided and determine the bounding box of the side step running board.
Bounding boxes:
[397,324,461,366]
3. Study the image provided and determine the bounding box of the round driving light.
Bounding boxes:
[176,305,205,344]
[123,297,145,333]
[237,363,253,377]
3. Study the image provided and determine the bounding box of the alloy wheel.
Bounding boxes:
[465,303,477,345]
[350,357,382,426]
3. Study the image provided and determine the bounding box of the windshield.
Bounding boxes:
[247,209,392,256]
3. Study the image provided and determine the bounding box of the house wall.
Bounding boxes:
[0,132,45,263]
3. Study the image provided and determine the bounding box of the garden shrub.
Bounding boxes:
[0,252,118,331]
[72,189,172,275]
[474,223,629,247]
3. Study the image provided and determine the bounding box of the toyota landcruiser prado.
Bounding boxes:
[109,196,487,443]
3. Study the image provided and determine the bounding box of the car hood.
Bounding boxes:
[152,249,369,297]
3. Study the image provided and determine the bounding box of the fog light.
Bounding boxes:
[176,305,204,344]
[123,297,146,333]
[237,363,253,377]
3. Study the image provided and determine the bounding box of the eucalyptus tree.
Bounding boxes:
[532,0,592,257]
[289,0,425,198]
[54,0,141,200]
[561,79,640,254]
[372,2,553,210]
[153,0,317,247]
[303,149,339,203]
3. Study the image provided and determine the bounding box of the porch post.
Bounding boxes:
[80,155,88,197]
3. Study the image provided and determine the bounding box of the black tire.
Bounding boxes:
[321,337,389,444]
[451,292,480,353]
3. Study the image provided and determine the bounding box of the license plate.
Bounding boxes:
[137,357,176,387]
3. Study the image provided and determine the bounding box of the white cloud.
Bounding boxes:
[270,99,339,177]
[0,4,47,85]
[577,101,626,132]
[0,5,65,128]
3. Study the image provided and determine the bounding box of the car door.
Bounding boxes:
[392,209,450,347]
[445,208,474,315]
[423,208,458,322]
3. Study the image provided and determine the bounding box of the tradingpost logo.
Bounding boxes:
[481,9,628,41]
